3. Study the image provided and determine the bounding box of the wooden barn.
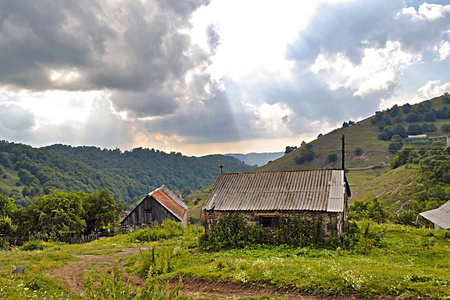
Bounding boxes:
[203,170,350,237]
[121,185,187,227]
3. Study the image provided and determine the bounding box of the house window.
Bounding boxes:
[260,216,280,229]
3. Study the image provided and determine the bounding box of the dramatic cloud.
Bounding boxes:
[0,0,449,155]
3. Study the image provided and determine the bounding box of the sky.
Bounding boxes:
[0,0,449,156]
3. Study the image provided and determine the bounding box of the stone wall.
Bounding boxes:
[204,210,345,238]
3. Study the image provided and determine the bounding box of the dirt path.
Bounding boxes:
[47,247,143,296]
[48,248,386,299]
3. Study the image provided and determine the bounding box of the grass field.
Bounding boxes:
[1,221,449,299]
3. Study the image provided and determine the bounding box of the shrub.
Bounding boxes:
[405,113,421,122]
[274,215,325,248]
[349,198,390,224]
[354,148,363,156]
[388,142,402,154]
[128,220,183,243]
[393,124,407,138]
[442,124,450,133]
[422,123,437,132]
[21,240,45,251]
[327,153,338,163]
[407,124,423,135]
[294,149,315,164]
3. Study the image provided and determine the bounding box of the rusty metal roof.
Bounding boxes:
[203,170,348,212]
[151,185,187,221]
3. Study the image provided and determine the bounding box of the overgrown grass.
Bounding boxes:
[128,220,184,243]
[172,222,450,299]
[0,222,448,299]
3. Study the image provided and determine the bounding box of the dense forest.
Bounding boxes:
[0,141,255,209]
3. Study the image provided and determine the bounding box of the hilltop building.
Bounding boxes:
[121,185,187,227]
[203,169,350,237]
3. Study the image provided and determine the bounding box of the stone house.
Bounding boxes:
[121,185,187,227]
[203,170,350,237]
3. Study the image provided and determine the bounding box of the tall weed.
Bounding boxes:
[128,220,183,243]
[84,262,184,299]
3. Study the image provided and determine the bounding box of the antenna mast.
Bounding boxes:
[341,135,345,170]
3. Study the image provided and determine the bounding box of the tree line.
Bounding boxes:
[0,141,255,209]
[0,189,122,247]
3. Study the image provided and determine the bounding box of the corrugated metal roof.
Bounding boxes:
[151,185,187,221]
[419,200,450,229]
[204,170,347,212]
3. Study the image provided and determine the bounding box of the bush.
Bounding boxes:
[422,123,437,132]
[274,216,325,248]
[349,198,390,224]
[354,148,363,156]
[294,149,315,164]
[405,113,421,122]
[21,240,45,251]
[393,124,407,138]
[407,124,423,135]
[327,153,338,163]
[128,220,183,243]
[442,124,450,133]
[388,142,402,154]
[199,213,248,251]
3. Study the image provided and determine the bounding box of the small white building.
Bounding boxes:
[419,201,450,230]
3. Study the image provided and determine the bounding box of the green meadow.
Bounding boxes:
[1,221,449,299]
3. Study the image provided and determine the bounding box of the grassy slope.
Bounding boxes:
[349,165,421,211]
[253,96,450,208]
[0,168,23,194]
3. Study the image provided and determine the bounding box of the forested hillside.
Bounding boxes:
[0,141,255,209]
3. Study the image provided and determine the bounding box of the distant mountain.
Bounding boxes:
[0,141,256,209]
[225,152,284,166]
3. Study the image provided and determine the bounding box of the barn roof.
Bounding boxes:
[203,170,349,212]
[419,200,450,229]
[151,185,187,221]
[121,185,187,224]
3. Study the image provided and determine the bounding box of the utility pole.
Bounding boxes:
[341,135,345,170]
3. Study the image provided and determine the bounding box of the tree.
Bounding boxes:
[423,111,436,122]
[442,124,450,133]
[392,124,407,138]
[388,142,402,154]
[407,124,423,135]
[285,146,297,154]
[83,189,122,234]
[405,113,421,123]
[421,123,437,132]
[0,193,20,236]
[402,103,412,114]
[26,190,86,238]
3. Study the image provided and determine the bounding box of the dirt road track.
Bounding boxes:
[48,247,397,299]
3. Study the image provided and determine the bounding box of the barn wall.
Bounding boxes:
[152,200,182,223]
[204,210,344,238]
[121,197,152,226]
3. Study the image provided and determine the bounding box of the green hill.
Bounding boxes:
[0,141,255,209]
[253,95,450,214]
